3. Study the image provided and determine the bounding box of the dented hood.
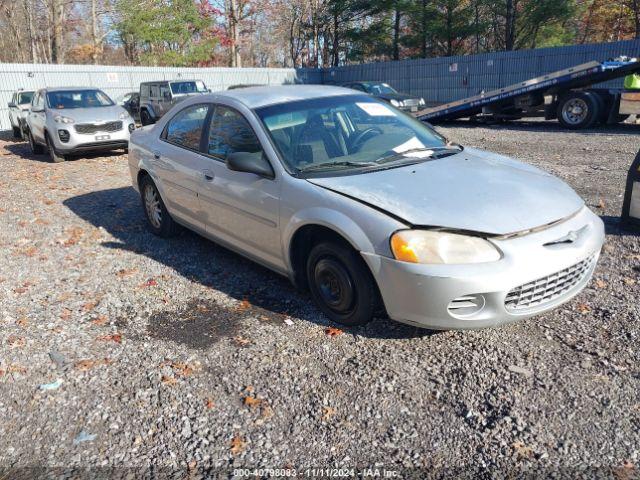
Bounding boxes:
[307,147,584,235]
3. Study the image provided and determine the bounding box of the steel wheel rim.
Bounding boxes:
[144,185,162,228]
[314,258,355,314]
[562,98,588,125]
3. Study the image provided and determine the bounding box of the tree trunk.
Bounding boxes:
[228,0,242,67]
[505,0,516,51]
[633,0,640,39]
[91,0,99,64]
[393,7,401,61]
[332,11,339,66]
[24,0,37,62]
[421,0,428,58]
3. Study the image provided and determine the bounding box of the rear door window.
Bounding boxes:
[163,104,210,151]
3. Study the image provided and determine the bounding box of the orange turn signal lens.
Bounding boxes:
[390,233,420,263]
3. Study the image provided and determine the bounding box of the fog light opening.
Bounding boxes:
[58,129,70,143]
[448,294,486,318]
[128,123,135,133]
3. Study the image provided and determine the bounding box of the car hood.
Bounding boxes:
[307,147,585,235]
[50,105,128,123]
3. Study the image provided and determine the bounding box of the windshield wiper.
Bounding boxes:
[375,145,462,165]
[298,160,378,173]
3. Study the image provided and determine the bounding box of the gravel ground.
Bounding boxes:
[0,120,639,479]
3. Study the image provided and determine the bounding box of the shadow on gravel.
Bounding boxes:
[3,141,126,163]
[64,187,435,345]
[601,215,640,237]
[435,119,640,136]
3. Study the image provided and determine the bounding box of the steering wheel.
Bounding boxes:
[350,127,383,152]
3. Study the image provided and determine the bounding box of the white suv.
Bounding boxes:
[7,90,34,139]
[26,87,135,163]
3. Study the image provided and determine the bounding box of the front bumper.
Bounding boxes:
[362,207,605,330]
[51,121,133,154]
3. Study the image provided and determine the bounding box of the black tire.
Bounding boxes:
[27,130,44,155]
[139,175,179,237]
[45,134,66,163]
[140,110,153,126]
[12,126,22,139]
[306,241,380,327]
[614,114,630,124]
[557,92,600,129]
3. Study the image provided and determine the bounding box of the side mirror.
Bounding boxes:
[226,151,274,179]
[7,102,16,108]
[163,91,171,100]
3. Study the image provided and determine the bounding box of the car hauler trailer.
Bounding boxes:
[416,58,640,129]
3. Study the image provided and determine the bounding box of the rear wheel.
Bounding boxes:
[45,134,66,163]
[140,175,179,237]
[28,130,44,154]
[557,92,600,129]
[306,241,379,327]
[140,110,153,126]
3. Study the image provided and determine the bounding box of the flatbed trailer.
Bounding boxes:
[416,59,640,129]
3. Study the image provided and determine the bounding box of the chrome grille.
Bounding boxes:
[75,121,122,134]
[505,254,596,312]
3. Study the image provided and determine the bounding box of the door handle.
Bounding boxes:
[203,170,215,181]
[153,151,161,160]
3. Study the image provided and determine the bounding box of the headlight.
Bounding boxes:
[390,99,403,107]
[119,111,130,120]
[54,115,75,124]
[390,230,501,265]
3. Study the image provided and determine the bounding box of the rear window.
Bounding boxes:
[47,90,114,109]
[170,81,207,95]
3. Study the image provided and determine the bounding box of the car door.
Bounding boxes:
[155,103,211,230]
[199,104,282,270]
[158,84,171,117]
[29,91,46,142]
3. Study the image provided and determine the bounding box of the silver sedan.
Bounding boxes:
[128,86,604,329]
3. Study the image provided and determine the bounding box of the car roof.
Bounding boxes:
[41,87,103,93]
[209,85,356,109]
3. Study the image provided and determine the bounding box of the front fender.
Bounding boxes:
[282,207,378,272]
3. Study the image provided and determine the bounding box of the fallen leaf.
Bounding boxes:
[161,375,178,386]
[230,435,246,455]
[0,364,27,376]
[243,396,263,408]
[614,461,636,480]
[162,361,200,377]
[91,315,109,326]
[61,227,84,247]
[322,406,336,421]
[512,441,533,458]
[60,308,72,321]
[75,358,111,371]
[116,268,138,278]
[577,303,591,314]
[96,333,122,344]
[82,300,100,312]
[16,317,28,327]
[623,277,636,286]
[236,297,251,312]
[325,326,343,337]
[598,199,606,210]
[234,336,251,346]
[594,279,607,289]
[140,278,158,288]
[205,398,215,409]
[7,336,25,348]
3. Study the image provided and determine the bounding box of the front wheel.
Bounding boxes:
[306,241,380,327]
[12,126,22,139]
[140,175,180,237]
[46,134,66,163]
